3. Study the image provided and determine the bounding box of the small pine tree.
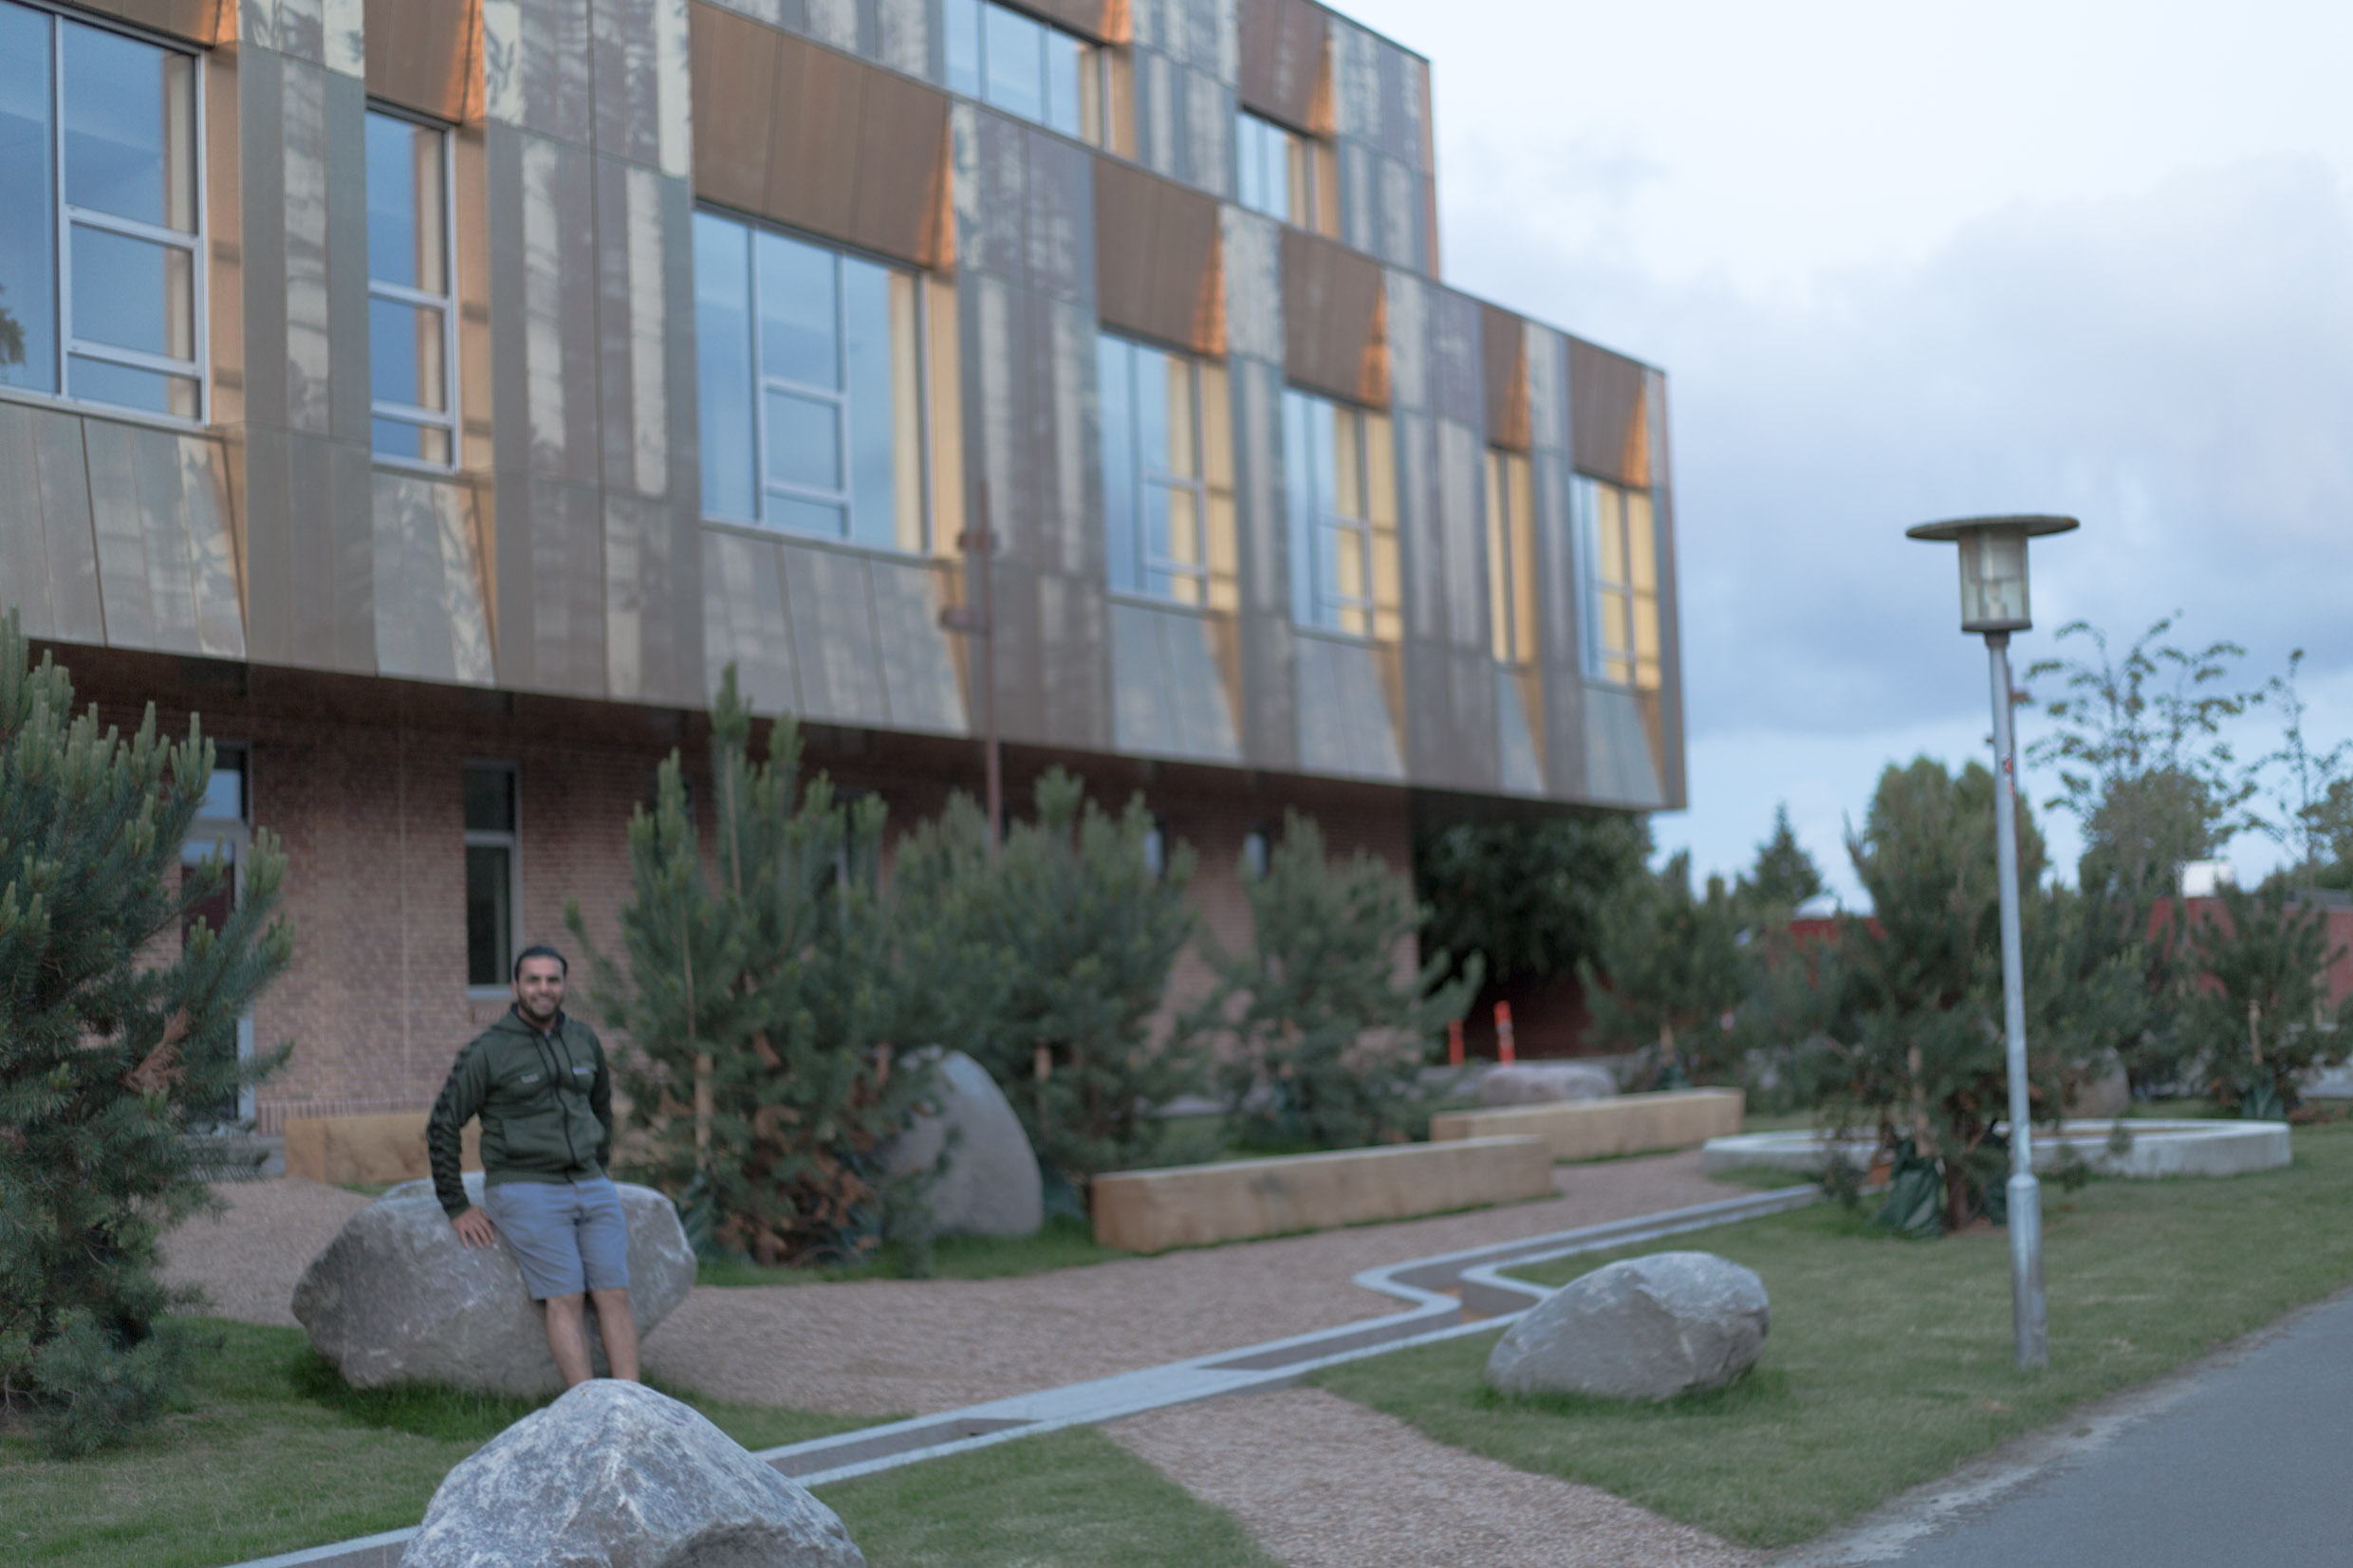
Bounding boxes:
[1735,803,1824,919]
[947,771,1200,1202]
[1580,851,1747,1085]
[0,612,291,1453]
[1192,812,1479,1151]
[567,668,940,1266]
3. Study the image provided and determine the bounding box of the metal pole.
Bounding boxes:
[1985,631,2047,1370]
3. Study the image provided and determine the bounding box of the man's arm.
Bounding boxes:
[427,1042,490,1219]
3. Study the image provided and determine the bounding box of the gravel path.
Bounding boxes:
[159,1178,371,1326]
[642,1151,1732,1414]
[160,1153,1731,1413]
[1108,1387,1757,1568]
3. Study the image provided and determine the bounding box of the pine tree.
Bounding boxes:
[1579,851,1747,1085]
[943,770,1201,1202]
[0,612,291,1453]
[1735,803,1824,919]
[1191,812,1479,1151]
[567,669,942,1266]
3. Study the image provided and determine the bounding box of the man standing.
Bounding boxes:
[427,944,640,1387]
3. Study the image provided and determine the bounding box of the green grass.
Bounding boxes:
[0,1319,880,1568]
[824,1427,1278,1567]
[695,1215,1133,1287]
[1314,1120,2353,1550]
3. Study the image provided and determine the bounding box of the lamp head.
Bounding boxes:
[1905,514,2078,634]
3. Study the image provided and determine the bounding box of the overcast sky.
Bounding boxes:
[1344,0,2353,904]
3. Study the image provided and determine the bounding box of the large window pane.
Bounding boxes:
[769,495,845,537]
[0,9,55,394]
[365,114,447,294]
[1099,336,1136,592]
[1044,30,1083,137]
[68,353,194,415]
[944,0,981,97]
[766,390,841,490]
[368,297,447,412]
[843,259,898,551]
[757,231,838,388]
[694,212,756,521]
[374,415,452,466]
[983,4,1044,123]
[62,22,193,231]
[70,224,193,359]
[464,844,512,987]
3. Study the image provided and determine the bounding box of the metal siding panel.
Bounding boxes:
[780,543,887,723]
[1134,47,1176,183]
[1336,136,1373,256]
[1568,337,1650,487]
[437,482,496,684]
[966,273,1034,561]
[506,0,595,142]
[179,438,248,659]
[1182,69,1232,198]
[125,427,200,655]
[1327,18,1377,141]
[87,0,226,44]
[281,61,333,437]
[689,1,778,212]
[1531,449,1586,799]
[324,71,373,445]
[592,0,662,165]
[1649,370,1686,809]
[331,439,377,671]
[1024,130,1094,304]
[1384,267,1427,413]
[518,135,602,482]
[869,557,965,733]
[1221,207,1280,364]
[238,49,292,431]
[987,560,1045,743]
[1163,609,1240,761]
[528,480,607,695]
[33,413,102,644]
[1394,411,1436,642]
[702,527,799,711]
[802,0,856,51]
[370,471,434,679]
[602,492,644,698]
[84,422,155,651]
[1033,568,1108,748]
[1437,415,1484,650]
[658,175,706,704]
[1377,155,1417,271]
[1497,666,1543,795]
[1037,297,1098,580]
[1481,304,1530,451]
[1433,290,1482,430]
[1584,687,1665,808]
[0,407,53,640]
[486,125,540,687]
[1108,599,1171,756]
[875,0,930,76]
[1279,229,1385,406]
[1229,354,1293,768]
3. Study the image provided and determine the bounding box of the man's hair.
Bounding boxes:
[513,944,568,981]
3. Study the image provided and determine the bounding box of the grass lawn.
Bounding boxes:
[1,1318,1273,1568]
[1314,1119,2353,1550]
[695,1215,1133,1288]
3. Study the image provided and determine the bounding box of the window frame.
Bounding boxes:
[460,761,522,997]
[1485,447,1537,668]
[1573,473,1661,690]
[1098,329,1233,609]
[1283,387,1396,639]
[943,0,1115,148]
[695,208,937,555]
[1,0,209,426]
[364,102,459,472]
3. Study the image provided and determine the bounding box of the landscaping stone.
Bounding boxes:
[883,1047,1043,1237]
[1485,1250,1769,1402]
[292,1171,695,1395]
[399,1379,864,1568]
[2066,1052,2131,1118]
[1474,1062,1618,1106]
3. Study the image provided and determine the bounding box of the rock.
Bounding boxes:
[399,1379,864,1568]
[1475,1062,1618,1106]
[293,1171,696,1395]
[1486,1250,1769,1402]
[883,1048,1043,1237]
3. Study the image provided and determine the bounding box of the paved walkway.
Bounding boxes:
[1789,1288,2353,1566]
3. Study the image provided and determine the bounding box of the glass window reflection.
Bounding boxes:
[0,9,56,395]
[1282,387,1397,638]
[1575,474,1660,689]
[1098,332,1234,610]
[942,0,1105,145]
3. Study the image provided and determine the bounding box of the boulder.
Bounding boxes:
[1475,1062,1618,1106]
[1486,1250,1769,1402]
[2066,1052,2132,1119]
[399,1379,864,1568]
[882,1048,1043,1237]
[293,1171,695,1395]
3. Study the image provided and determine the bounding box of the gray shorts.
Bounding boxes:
[482,1177,630,1300]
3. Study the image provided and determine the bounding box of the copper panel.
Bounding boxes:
[1013,0,1121,44]
[1236,0,1325,131]
[0,404,103,646]
[701,527,800,711]
[1481,304,1530,451]
[75,0,229,46]
[1094,157,1223,355]
[1567,336,1651,487]
[869,556,967,733]
[851,53,954,267]
[688,2,778,212]
[365,0,478,122]
[766,28,868,242]
[1279,228,1385,406]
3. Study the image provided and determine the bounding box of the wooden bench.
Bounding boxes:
[1090,1134,1554,1254]
[1429,1088,1744,1163]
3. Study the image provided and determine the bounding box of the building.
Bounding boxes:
[0,0,1685,1130]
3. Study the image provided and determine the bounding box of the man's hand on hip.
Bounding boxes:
[453,1207,497,1248]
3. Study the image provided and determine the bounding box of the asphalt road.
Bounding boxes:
[1868,1289,2353,1566]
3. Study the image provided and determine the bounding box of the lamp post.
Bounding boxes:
[1904,513,2079,1373]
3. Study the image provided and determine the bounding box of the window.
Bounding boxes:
[366,109,455,466]
[1098,333,1235,609]
[1485,449,1537,666]
[1234,111,1331,232]
[943,0,1123,148]
[0,3,200,419]
[463,765,518,989]
[1574,475,1659,688]
[1241,825,1270,880]
[1282,388,1399,638]
[694,211,928,551]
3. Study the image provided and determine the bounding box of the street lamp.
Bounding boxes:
[1905,513,2079,1373]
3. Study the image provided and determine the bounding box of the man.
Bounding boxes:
[427,944,640,1387]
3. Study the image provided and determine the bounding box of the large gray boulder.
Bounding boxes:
[293,1171,695,1395]
[1487,1250,1769,1402]
[1476,1062,1618,1106]
[883,1048,1042,1237]
[399,1379,864,1568]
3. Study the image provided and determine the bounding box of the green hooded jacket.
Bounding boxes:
[426,1007,613,1218]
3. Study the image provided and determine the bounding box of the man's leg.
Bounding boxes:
[542,1293,595,1387]
[589,1287,640,1381]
